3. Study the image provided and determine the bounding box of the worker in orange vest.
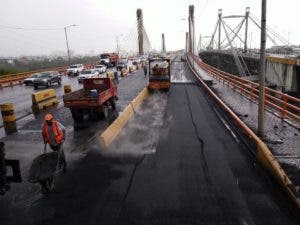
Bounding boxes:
[42,113,67,173]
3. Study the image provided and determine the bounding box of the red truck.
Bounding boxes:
[100,53,119,67]
[63,78,118,122]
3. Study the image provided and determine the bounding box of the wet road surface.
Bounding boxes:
[0,58,299,225]
[0,68,123,127]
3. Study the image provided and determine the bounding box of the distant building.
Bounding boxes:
[0,58,14,64]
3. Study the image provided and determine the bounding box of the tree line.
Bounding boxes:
[0,55,99,76]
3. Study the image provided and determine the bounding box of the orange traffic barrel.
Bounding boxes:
[64,85,72,94]
[0,103,17,134]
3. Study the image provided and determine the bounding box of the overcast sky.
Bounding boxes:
[0,0,299,57]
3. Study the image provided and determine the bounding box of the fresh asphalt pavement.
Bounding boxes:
[0,58,299,225]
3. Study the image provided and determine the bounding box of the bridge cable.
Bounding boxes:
[221,20,246,76]
[219,19,245,48]
[221,19,245,49]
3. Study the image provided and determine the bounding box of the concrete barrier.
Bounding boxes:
[100,87,149,148]
[121,68,128,77]
[129,66,136,73]
[0,103,17,134]
[106,71,114,79]
[31,89,58,114]
[64,85,72,94]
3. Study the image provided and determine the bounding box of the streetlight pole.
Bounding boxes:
[258,0,267,137]
[64,24,77,66]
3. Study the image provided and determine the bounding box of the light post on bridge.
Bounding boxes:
[258,0,267,137]
[116,34,123,56]
[64,24,77,66]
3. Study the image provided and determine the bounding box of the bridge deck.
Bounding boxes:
[0,58,298,224]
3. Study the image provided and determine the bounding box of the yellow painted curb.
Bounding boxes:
[100,87,149,148]
[266,56,298,65]
[256,141,300,207]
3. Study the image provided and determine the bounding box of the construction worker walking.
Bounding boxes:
[143,64,148,78]
[42,113,67,173]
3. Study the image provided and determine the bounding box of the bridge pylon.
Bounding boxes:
[136,8,144,56]
[162,33,166,53]
[188,5,195,54]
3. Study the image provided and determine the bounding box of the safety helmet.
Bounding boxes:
[44,113,53,121]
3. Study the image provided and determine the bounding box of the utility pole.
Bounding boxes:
[258,0,267,137]
[64,24,77,66]
[186,32,189,52]
[64,27,71,66]
[218,9,222,51]
[199,34,202,52]
[116,36,119,56]
[244,7,250,52]
[162,33,166,53]
[136,8,144,56]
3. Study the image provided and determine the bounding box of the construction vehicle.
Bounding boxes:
[63,78,118,122]
[148,58,171,92]
[100,53,119,67]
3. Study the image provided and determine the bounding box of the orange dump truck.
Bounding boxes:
[63,78,118,122]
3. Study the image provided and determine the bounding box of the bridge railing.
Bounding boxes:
[189,53,300,123]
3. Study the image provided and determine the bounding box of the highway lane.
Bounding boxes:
[0,68,135,127]
[0,58,298,225]
[0,75,82,118]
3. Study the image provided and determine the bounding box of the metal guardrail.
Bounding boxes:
[0,63,97,88]
[0,67,67,88]
[189,53,300,123]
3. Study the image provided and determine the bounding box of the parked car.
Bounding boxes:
[132,58,140,66]
[33,71,61,89]
[116,61,128,71]
[94,64,107,73]
[23,73,40,86]
[67,64,84,76]
[78,69,102,83]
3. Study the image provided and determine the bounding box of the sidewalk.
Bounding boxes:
[192,59,300,190]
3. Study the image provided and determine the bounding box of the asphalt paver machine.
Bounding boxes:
[148,57,171,92]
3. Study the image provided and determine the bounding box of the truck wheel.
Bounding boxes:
[71,110,83,122]
[110,98,116,110]
[102,104,109,119]
[90,109,102,121]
